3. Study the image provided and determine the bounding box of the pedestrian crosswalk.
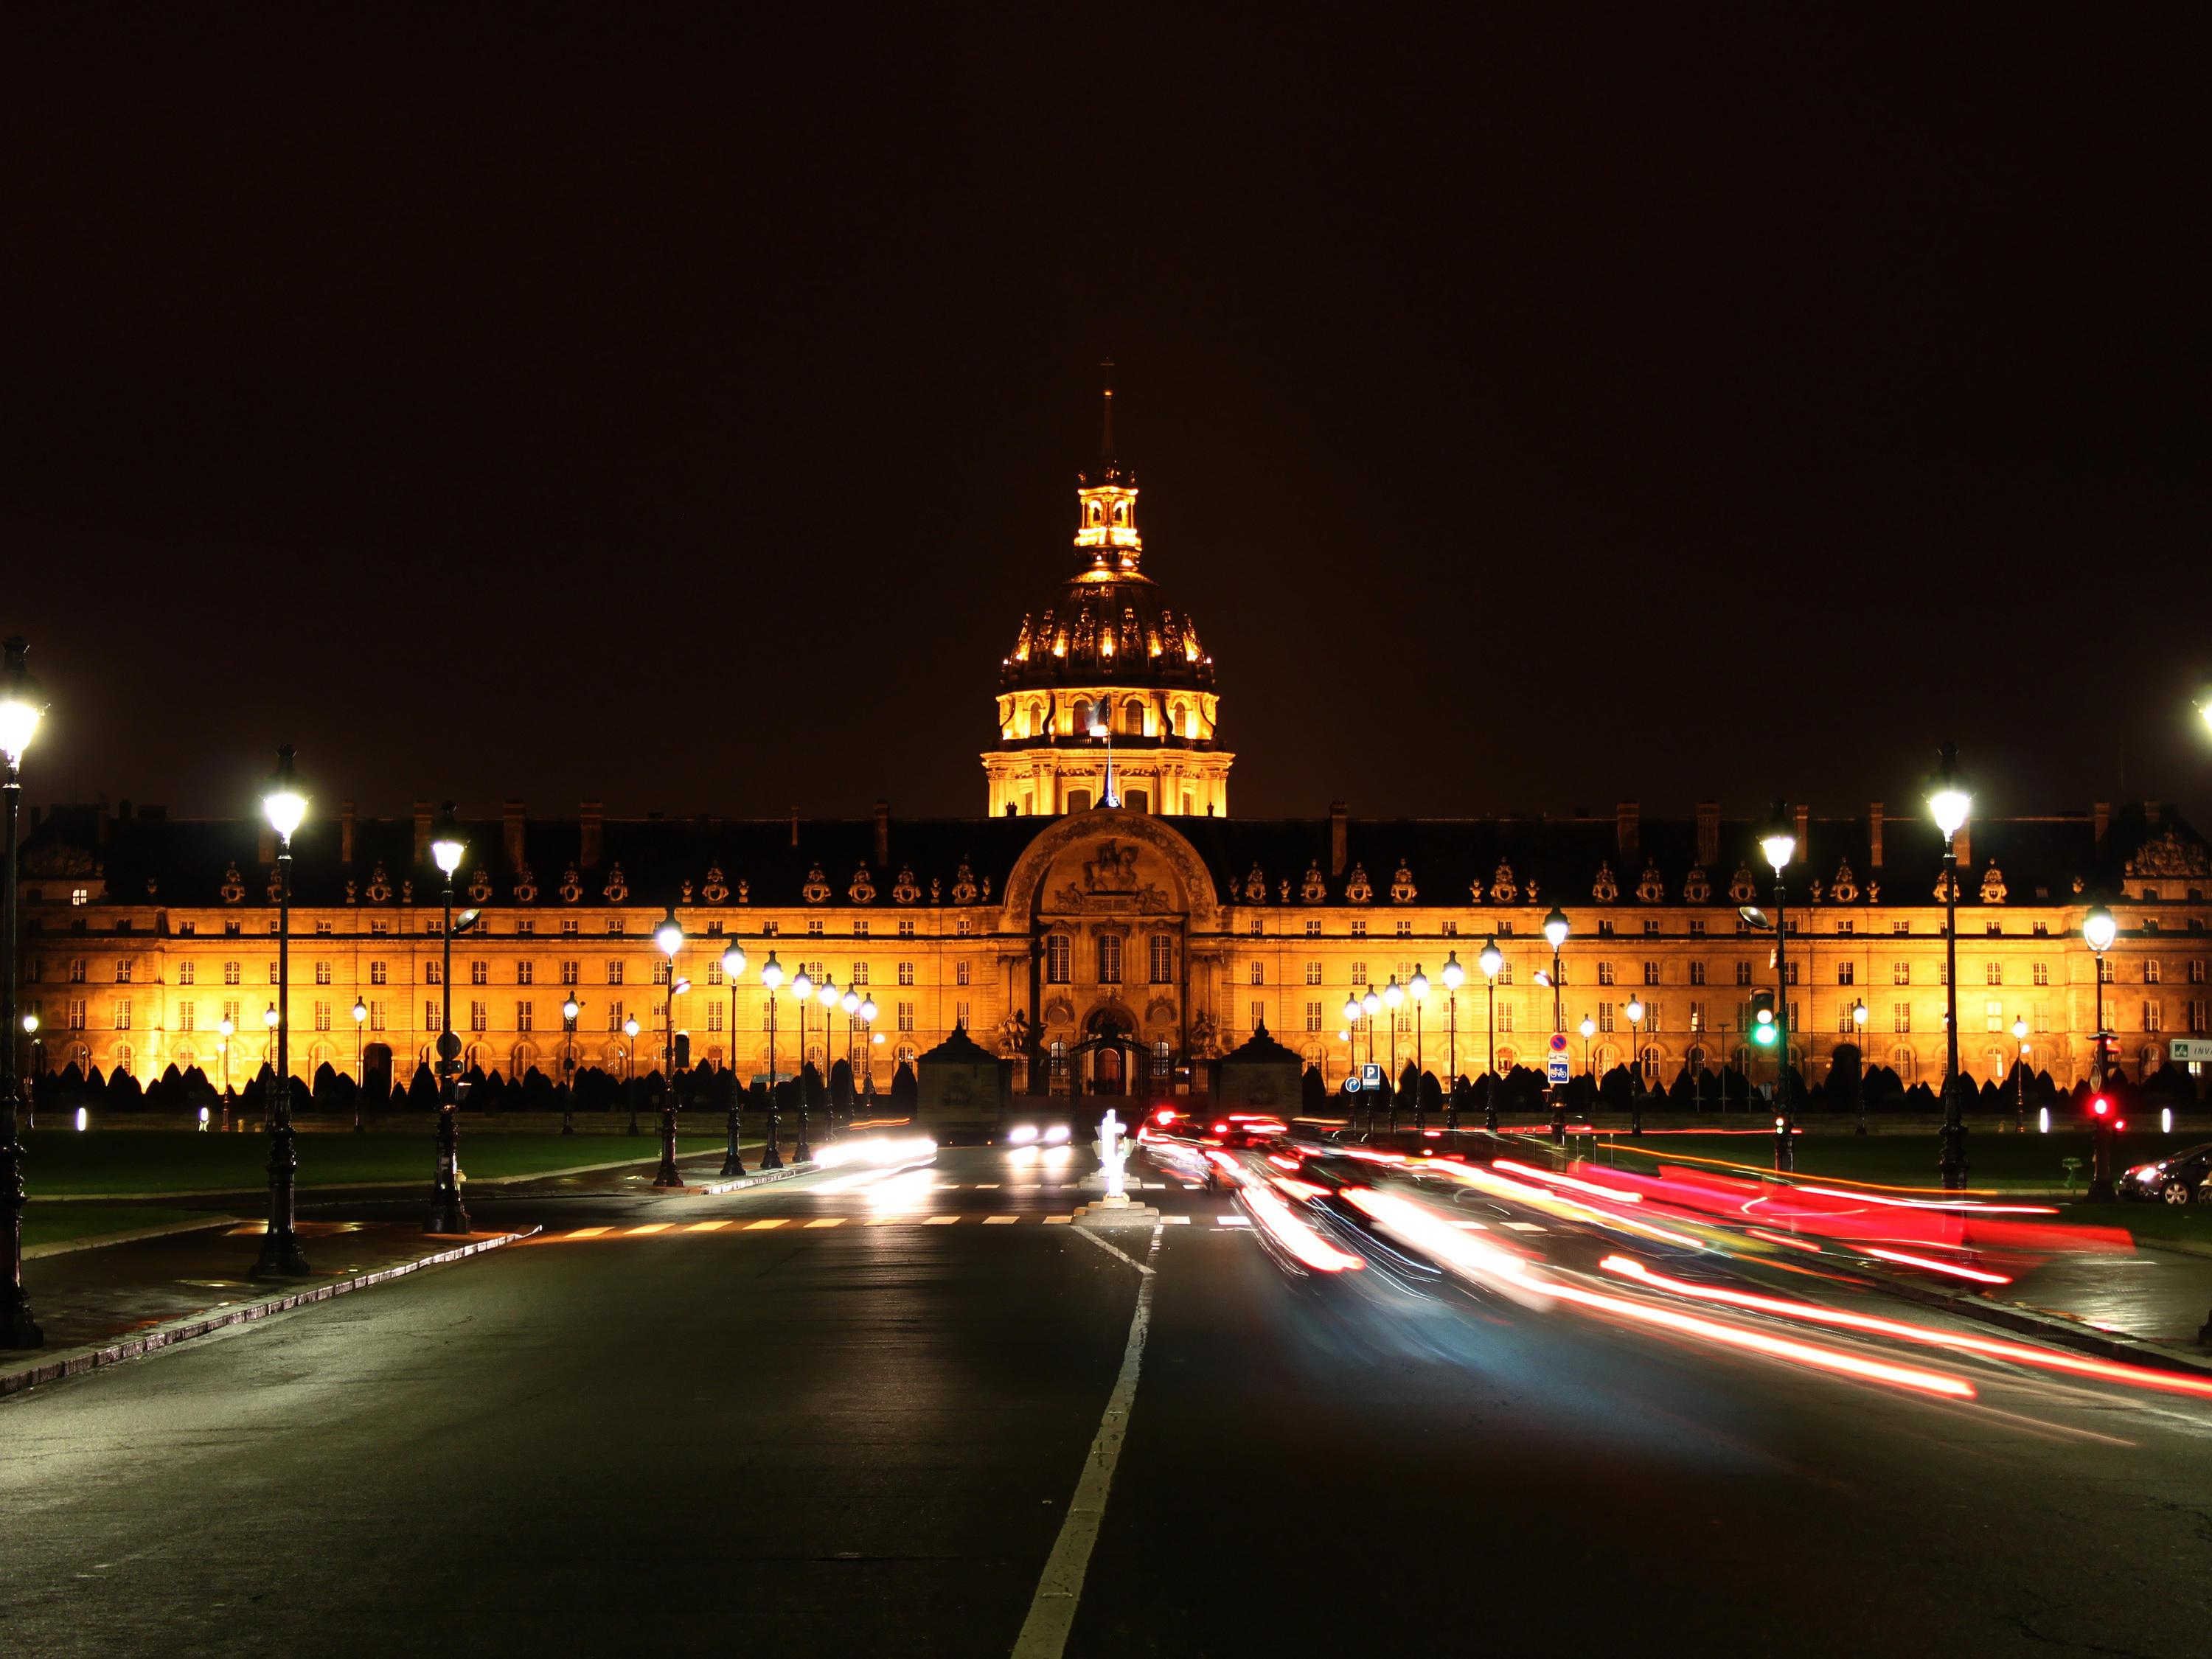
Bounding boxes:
[544,1213,1208,1241]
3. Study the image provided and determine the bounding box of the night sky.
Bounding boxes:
[7,13,2207,830]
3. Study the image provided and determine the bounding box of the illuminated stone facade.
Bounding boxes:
[11,401,2212,1099]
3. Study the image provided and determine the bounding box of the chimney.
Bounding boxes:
[413,800,433,866]
[790,805,800,849]
[341,800,357,865]
[1955,821,1971,872]
[1615,801,1640,860]
[1694,801,1719,869]
[1793,802,1809,867]
[1329,800,1349,878]
[2093,801,2110,843]
[2145,799,2162,827]
[874,799,890,869]
[257,822,274,865]
[580,801,603,869]
[503,800,526,870]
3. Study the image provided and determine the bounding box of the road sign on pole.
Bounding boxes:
[1548,1033,1569,1054]
[2171,1037,2212,1063]
[1546,1053,1571,1086]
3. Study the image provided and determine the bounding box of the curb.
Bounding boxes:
[1842,1265,2212,1377]
[2135,1235,2212,1262]
[24,1214,242,1261]
[29,1148,735,1204]
[0,1226,540,1399]
[691,1160,818,1197]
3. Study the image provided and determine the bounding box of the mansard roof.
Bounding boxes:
[18,801,2205,914]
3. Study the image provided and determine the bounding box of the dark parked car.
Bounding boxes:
[2121,1141,2212,1205]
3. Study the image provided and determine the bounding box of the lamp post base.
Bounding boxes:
[426,1105,470,1235]
[1548,1095,1566,1146]
[0,1292,43,1350]
[652,1104,684,1187]
[1938,1114,1970,1192]
[251,1229,313,1279]
[794,1107,813,1166]
[720,1105,746,1179]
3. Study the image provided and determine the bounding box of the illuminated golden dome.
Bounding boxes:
[1000,369,1215,695]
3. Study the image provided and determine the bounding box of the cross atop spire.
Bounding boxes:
[1100,355,1116,463]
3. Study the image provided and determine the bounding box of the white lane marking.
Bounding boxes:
[1217,1215,1251,1227]
[1014,1222,1164,1658]
[1065,1225,1155,1277]
[1503,1222,1546,1232]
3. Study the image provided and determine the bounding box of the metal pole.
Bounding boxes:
[1549,947,1565,1146]
[1,748,43,1346]
[1938,832,1968,1189]
[762,990,783,1170]
[653,958,681,1187]
[2087,961,2113,1200]
[1484,978,1498,1133]
[721,979,743,1178]
[1446,991,1458,1131]
[1773,878,1793,1175]
[254,801,310,1278]
[428,866,470,1234]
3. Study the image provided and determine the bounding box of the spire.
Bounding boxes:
[1074,360,1140,571]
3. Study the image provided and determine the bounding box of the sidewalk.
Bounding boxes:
[1992,1244,2212,1348]
[2,1217,531,1366]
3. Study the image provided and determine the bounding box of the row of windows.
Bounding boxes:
[1043,934,1175,985]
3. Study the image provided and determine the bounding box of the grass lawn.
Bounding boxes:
[2051,1202,2212,1247]
[1586,1129,2203,1194]
[19,1130,728,1197]
[22,1205,229,1250]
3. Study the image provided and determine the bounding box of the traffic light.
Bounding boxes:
[2090,1093,2111,1119]
[1750,990,1778,1047]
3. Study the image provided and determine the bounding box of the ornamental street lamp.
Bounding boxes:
[2084,904,2116,1200]
[814,972,841,1148]
[1852,998,1870,1135]
[1624,994,1646,1135]
[252,746,313,1279]
[1360,984,1382,1130]
[1757,800,1798,1176]
[350,996,369,1133]
[719,941,748,1178]
[19,1015,41,1119]
[789,969,827,1164]
[759,951,785,1169]
[1381,975,1405,1129]
[2011,1014,2031,1135]
[652,906,686,1188]
[1927,745,1973,1189]
[1408,964,1429,1092]
[839,984,861,1138]
[560,994,581,1135]
[1578,1014,1596,1082]
[1,636,49,1346]
[1440,953,1463,1129]
[218,1016,234,1130]
[858,992,878,1094]
[1543,906,1570,1144]
[1478,938,1503,1133]
[427,804,471,1235]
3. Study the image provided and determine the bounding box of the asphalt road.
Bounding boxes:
[3,1145,2208,1658]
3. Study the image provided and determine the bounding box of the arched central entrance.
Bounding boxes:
[1080,1006,1134,1095]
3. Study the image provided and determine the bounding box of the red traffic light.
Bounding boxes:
[2091,1096,2111,1117]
